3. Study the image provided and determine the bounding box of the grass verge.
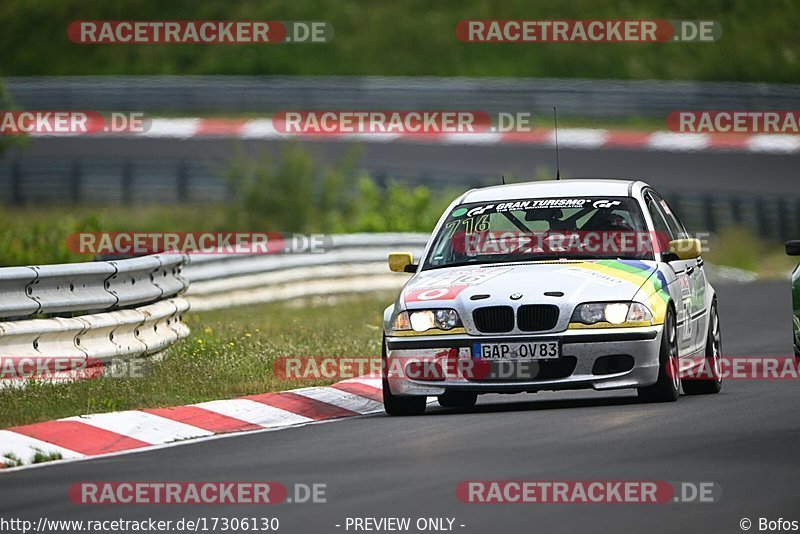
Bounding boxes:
[705,228,797,279]
[0,292,391,429]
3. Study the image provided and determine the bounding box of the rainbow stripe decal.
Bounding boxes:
[568,260,671,324]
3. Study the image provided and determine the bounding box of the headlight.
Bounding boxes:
[392,309,462,333]
[576,303,606,324]
[392,311,411,331]
[434,309,460,329]
[410,311,436,332]
[604,303,629,324]
[626,302,653,323]
[571,302,653,326]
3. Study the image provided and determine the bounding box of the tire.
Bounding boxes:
[381,335,427,416]
[437,390,478,409]
[383,378,427,415]
[638,307,680,403]
[683,302,723,395]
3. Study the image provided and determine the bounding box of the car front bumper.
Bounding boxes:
[384,326,663,396]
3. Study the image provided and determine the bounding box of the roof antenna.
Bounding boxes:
[501,175,506,185]
[553,107,561,180]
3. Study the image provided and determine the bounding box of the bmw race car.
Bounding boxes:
[382,179,722,415]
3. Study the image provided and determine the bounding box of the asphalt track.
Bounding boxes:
[10,136,800,194]
[0,279,797,534]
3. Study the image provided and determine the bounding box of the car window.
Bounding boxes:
[649,191,688,238]
[646,194,675,241]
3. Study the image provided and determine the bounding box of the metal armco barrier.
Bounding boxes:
[7,76,800,117]
[0,254,190,380]
[182,233,426,310]
[0,253,188,319]
[0,297,189,362]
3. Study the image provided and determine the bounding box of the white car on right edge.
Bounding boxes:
[382,179,722,415]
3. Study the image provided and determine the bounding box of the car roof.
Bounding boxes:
[460,179,647,203]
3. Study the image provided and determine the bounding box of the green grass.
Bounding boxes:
[1,449,62,467]
[0,292,391,428]
[1,0,798,82]
[1,453,23,467]
[705,227,797,279]
[0,204,232,266]
[31,450,62,464]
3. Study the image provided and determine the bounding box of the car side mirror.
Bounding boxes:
[665,238,702,261]
[388,252,417,273]
[786,240,800,256]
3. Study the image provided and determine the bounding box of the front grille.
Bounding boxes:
[517,305,560,331]
[473,306,514,333]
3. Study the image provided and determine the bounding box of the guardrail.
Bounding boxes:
[182,233,426,310]
[7,76,800,117]
[0,253,187,319]
[0,254,190,372]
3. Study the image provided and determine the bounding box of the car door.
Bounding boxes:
[651,191,708,354]
[644,191,698,356]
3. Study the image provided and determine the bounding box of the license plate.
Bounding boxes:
[472,341,560,360]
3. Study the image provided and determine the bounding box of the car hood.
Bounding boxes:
[401,259,659,334]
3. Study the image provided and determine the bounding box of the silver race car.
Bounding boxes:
[382,179,722,415]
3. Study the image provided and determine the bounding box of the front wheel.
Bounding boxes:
[638,307,680,403]
[382,378,427,415]
[382,335,427,416]
[683,301,723,395]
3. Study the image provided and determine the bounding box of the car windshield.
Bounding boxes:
[424,196,655,269]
